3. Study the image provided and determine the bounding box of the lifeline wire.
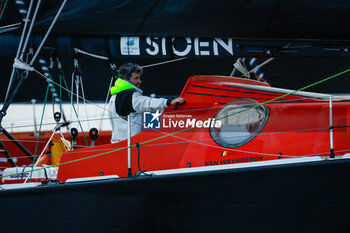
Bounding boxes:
[2,125,344,160]
[2,68,350,179]
[1,95,334,131]
[2,93,342,132]
[4,128,350,180]
[4,120,350,159]
[2,76,350,155]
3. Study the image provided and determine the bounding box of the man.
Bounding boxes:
[108,63,185,143]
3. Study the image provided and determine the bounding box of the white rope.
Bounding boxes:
[249,58,275,75]
[12,58,34,71]
[75,75,80,123]
[0,22,22,34]
[141,57,187,68]
[69,72,74,128]
[80,75,91,129]
[74,48,109,60]
[230,58,275,78]
[231,58,249,78]
[0,22,23,30]
[73,48,187,69]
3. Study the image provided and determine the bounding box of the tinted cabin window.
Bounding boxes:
[210,98,268,148]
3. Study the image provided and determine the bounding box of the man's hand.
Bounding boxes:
[171,97,185,105]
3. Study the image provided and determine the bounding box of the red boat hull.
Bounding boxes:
[56,76,350,182]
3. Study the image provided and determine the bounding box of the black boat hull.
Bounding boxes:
[1,159,350,233]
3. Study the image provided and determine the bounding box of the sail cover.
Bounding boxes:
[1,0,350,101]
[1,0,350,39]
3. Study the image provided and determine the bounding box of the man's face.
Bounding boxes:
[129,72,142,88]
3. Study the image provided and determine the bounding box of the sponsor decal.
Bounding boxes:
[221,151,235,156]
[120,37,140,55]
[118,36,234,57]
[10,173,29,178]
[204,156,264,166]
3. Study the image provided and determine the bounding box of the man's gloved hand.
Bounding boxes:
[171,97,185,106]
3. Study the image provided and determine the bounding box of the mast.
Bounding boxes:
[0,0,68,166]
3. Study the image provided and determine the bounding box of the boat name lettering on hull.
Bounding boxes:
[204,156,264,166]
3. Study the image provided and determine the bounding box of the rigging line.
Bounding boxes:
[69,71,74,128]
[20,0,42,61]
[0,22,22,29]
[49,74,55,116]
[29,0,67,66]
[249,58,275,75]
[4,106,349,137]
[4,145,350,180]
[0,25,21,34]
[3,91,348,134]
[217,69,350,122]
[59,74,63,116]
[33,61,332,120]
[4,0,34,102]
[30,70,332,128]
[6,123,342,159]
[141,57,187,68]
[0,0,3,15]
[134,0,159,35]
[0,0,8,21]
[4,122,348,159]
[5,134,350,178]
[74,46,187,69]
[263,0,281,34]
[80,75,90,130]
[2,115,111,130]
[61,72,89,147]
[136,128,305,159]
[28,82,50,182]
[33,64,350,138]
[2,94,339,130]
[0,138,49,145]
[1,123,346,159]
[34,69,113,115]
[33,67,177,129]
[99,76,114,131]
[74,48,109,60]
